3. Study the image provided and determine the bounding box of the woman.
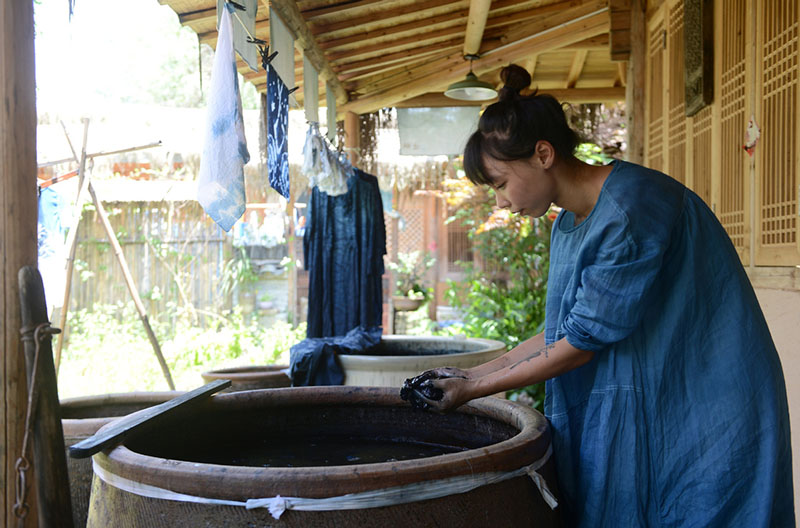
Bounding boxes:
[415,65,794,526]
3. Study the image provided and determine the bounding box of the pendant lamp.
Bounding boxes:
[444,55,498,101]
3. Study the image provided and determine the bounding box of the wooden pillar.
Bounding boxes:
[625,0,646,164]
[1,0,40,525]
[344,111,360,169]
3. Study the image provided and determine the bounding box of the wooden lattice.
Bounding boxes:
[691,105,713,205]
[398,208,424,256]
[718,0,748,258]
[647,18,665,171]
[667,1,687,184]
[757,0,799,261]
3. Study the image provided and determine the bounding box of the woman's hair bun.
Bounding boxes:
[498,64,531,101]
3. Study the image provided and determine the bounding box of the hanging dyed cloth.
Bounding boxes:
[303,169,386,338]
[267,65,290,199]
[197,3,249,231]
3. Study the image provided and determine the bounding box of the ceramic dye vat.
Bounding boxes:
[200,364,291,391]
[87,386,560,527]
[338,335,507,387]
[61,391,182,528]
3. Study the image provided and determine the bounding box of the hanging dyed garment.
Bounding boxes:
[267,64,290,199]
[301,123,349,196]
[197,3,249,231]
[303,169,386,338]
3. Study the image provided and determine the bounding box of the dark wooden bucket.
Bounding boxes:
[61,391,182,528]
[87,386,561,527]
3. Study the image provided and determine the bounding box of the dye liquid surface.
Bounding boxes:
[158,436,466,468]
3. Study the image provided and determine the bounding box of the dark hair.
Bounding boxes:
[463,64,580,185]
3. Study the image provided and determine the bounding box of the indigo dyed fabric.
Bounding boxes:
[267,65,290,199]
[197,3,249,231]
[304,169,386,338]
[544,161,793,527]
[289,326,382,386]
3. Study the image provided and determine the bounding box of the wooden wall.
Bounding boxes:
[645,0,800,268]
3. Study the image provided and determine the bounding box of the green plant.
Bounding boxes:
[439,174,552,409]
[219,247,259,301]
[57,300,307,399]
[387,251,436,301]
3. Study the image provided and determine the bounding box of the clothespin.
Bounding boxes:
[257,44,279,72]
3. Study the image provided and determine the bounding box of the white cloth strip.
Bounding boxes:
[93,445,556,520]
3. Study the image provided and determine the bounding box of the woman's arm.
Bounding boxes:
[423,337,594,411]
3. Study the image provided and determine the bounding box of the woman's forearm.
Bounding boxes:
[470,337,593,398]
[466,332,547,378]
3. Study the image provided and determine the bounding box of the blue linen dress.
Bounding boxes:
[544,161,794,527]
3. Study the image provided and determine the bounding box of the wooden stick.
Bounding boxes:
[37,141,162,169]
[18,266,74,527]
[55,118,90,374]
[69,379,230,459]
[86,180,176,390]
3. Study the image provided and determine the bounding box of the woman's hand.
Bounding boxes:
[417,376,479,413]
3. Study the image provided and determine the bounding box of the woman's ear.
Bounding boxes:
[534,141,556,169]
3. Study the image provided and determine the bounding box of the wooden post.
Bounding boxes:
[625,0,646,164]
[344,111,360,169]
[1,0,39,526]
[18,267,74,527]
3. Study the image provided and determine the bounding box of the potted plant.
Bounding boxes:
[387,251,436,312]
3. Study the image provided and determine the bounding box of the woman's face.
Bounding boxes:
[481,147,556,218]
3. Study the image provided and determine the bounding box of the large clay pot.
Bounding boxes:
[339,335,507,387]
[87,386,560,527]
[61,391,182,528]
[201,364,291,392]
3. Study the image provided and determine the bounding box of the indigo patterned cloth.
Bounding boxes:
[267,65,290,199]
[197,3,249,231]
[303,169,386,338]
[545,161,794,527]
[289,326,382,386]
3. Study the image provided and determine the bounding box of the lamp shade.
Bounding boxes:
[444,72,498,101]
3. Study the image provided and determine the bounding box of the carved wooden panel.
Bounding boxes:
[684,0,714,116]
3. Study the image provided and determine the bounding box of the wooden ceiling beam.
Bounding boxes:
[565,49,588,88]
[326,25,464,62]
[301,0,387,20]
[609,0,632,61]
[318,7,468,51]
[464,0,492,56]
[310,0,460,35]
[178,7,216,25]
[334,40,462,76]
[490,0,606,49]
[346,50,457,93]
[342,7,609,113]
[536,86,625,103]
[198,19,270,45]
[562,34,609,50]
[317,0,527,51]
[269,0,349,104]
